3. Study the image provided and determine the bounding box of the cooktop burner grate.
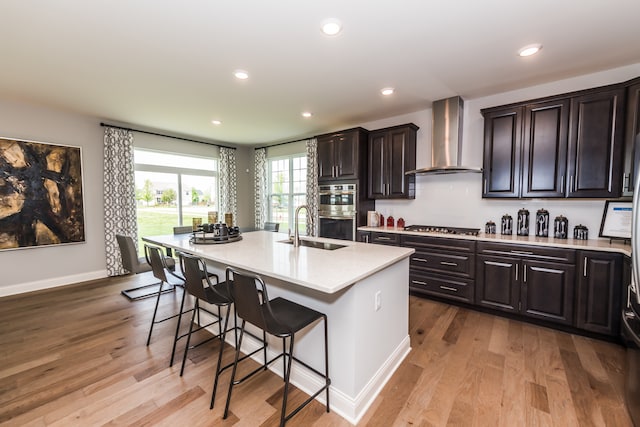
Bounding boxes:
[403,225,480,236]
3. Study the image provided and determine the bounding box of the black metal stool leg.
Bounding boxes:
[146,280,165,346]
[223,319,246,419]
[180,299,199,376]
[324,315,330,412]
[280,335,295,427]
[210,306,231,409]
[170,287,188,366]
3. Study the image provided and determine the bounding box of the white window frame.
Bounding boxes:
[267,154,307,232]
[134,148,219,226]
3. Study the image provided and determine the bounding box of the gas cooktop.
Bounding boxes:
[403,225,480,236]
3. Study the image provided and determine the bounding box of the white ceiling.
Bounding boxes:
[1,0,639,145]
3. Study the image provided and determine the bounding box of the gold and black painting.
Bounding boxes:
[0,137,85,250]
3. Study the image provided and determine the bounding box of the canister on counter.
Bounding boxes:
[574,224,589,240]
[208,211,218,224]
[535,209,549,237]
[192,217,202,231]
[554,215,569,239]
[485,221,496,234]
[224,212,233,227]
[517,208,530,236]
[501,214,513,235]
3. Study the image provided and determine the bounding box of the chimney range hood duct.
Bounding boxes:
[406,96,482,175]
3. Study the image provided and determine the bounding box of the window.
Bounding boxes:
[268,154,307,233]
[134,149,218,252]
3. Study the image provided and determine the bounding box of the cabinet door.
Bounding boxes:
[567,88,625,198]
[622,79,640,196]
[576,252,622,335]
[317,136,336,180]
[388,126,416,198]
[521,99,569,198]
[482,107,523,198]
[356,230,371,243]
[368,131,386,198]
[335,132,358,179]
[476,255,519,313]
[521,259,575,325]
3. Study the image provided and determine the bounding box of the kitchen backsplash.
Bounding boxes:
[373,173,611,239]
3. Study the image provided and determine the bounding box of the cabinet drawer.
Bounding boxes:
[410,249,475,278]
[371,232,400,246]
[477,241,575,264]
[410,270,474,303]
[401,234,476,253]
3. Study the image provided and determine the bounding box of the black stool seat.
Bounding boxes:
[265,297,325,336]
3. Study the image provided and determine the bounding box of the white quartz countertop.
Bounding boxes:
[143,231,414,294]
[359,226,632,257]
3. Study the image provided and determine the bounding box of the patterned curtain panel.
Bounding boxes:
[306,138,318,236]
[103,127,137,276]
[219,147,238,226]
[254,148,267,229]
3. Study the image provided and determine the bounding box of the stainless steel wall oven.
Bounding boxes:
[318,183,357,241]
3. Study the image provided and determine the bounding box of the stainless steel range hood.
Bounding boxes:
[406,96,482,175]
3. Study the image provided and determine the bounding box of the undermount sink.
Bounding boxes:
[279,239,346,251]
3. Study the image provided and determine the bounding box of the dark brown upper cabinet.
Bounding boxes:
[482,107,523,198]
[482,82,627,199]
[567,87,625,198]
[622,78,640,196]
[316,127,368,182]
[368,123,417,199]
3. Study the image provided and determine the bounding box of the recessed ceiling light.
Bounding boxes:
[234,70,249,79]
[211,120,221,125]
[381,87,394,96]
[302,112,312,118]
[321,19,342,36]
[518,44,542,57]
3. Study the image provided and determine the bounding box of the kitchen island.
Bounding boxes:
[143,231,414,424]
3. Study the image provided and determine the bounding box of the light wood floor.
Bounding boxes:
[0,273,633,426]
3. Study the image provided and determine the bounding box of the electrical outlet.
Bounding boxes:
[374,291,381,311]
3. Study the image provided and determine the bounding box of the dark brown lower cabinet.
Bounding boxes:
[402,235,475,304]
[575,251,622,336]
[476,242,575,326]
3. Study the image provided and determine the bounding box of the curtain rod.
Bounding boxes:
[254,137,312,150]
[100,122,236,150]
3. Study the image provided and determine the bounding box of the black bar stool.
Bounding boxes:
[222,266,330,426]
[176,252,268,409]
[144,244,185,351]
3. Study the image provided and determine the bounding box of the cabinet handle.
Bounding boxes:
[484,179,487,194]
[583,256,588,277]
[570,175,574,192]
[439,285,458,292]
[523,264,527,282]
[413,257,428,262]
[624,173,630,192]
[515,264,519,281]
[440,261,458,267]
[376,236,392,240]
[511,250,533,255]
[561,175,565,190]
[412,280,427,285]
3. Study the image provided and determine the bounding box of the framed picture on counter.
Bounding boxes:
[599,199,632,240]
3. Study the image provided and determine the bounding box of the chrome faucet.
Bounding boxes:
[293,204,308,247]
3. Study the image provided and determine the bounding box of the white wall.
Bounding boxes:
[365,63,640,237]
[0,101,252,296]
[0,99,106,295]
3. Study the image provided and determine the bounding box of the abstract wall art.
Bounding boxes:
[0,137,85,250]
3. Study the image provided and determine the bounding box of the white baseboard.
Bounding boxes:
[0,270,108,297]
